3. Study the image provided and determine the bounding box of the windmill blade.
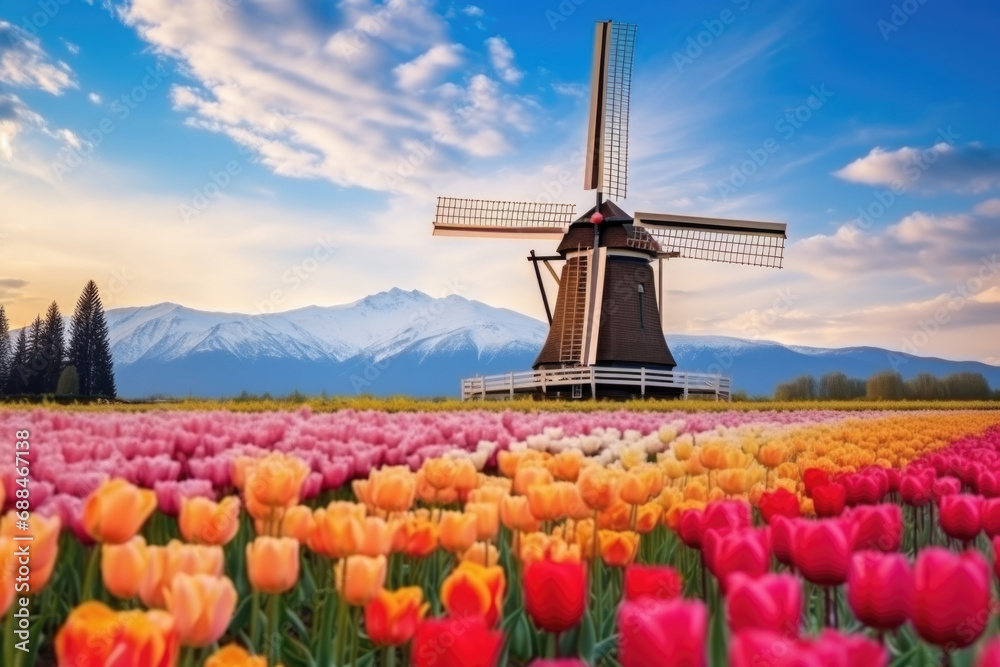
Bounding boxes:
[634,211,787,268]
[583,20,637,200]
[432,197,576,239]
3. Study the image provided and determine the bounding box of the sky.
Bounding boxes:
[1,0,999,366]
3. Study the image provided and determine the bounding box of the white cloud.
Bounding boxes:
[0,22,78,95]
[552,82,586,97]
[974,198,1000,217]
[62,39,81,55]
[835,142,1000,194]
[462,6,484,17]
[88,92,102,105]
[485,36,522,85]
[119,0,534,194]
[394,43,463,90]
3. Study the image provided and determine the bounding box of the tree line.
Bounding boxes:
[774,370,998,401]
[0,280,116,399]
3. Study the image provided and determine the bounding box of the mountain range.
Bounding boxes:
[12,288,1000,398]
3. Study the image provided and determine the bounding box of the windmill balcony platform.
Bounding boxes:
[460,366,731,402]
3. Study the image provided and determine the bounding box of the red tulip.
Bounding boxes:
[811,483,846,517]
[758,489,800,523]
[706,527,770,593]
[813,630,888,666]
[524,558,586,634]
[678,509,704,549]
[977,470,1000,498]
[726,573,801,635]
[911,548,991,648]
[701,500,751,535]
[885,468,901,493]
[412,617,503,667]
[618,599,706,667]
[938,494,982,542]
[803,469,830,497]
[847,504,902,552]
[791,519,855,586]
[978,638,1000,667]
[769,515,796,567]
[900,472,933,507]
[982,498,1000,537]
[841,473,885,506]
[730,629,887,667]
[624,565,682,602]
[846,551,910,630]
[993,536,1000,581]
[932,476,961,500]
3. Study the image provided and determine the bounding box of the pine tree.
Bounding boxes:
[0,306,11,395]
[40,301,66,393]
[25,316,44,394]
[69,281,117,398]
[5,328,28,395]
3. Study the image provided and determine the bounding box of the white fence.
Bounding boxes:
[461,366,731,401]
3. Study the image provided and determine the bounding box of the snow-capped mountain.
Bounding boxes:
[11,288,1000,398]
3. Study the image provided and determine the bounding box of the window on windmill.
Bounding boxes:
[637,283,645,330]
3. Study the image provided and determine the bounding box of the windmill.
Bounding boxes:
[433,20,788,400]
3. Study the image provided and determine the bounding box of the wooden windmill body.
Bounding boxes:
[433,21,788,400]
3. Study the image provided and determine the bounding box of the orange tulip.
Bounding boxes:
[620,467,662,506]
[514,466,554,496]
[465,502,500,541]
[599,530,640,567]
[247,537,300,595]
[578,466,619,511]
[365,587,428,646]
[55,602,179,667]
[438,511,478,553]
[245,453,311,510]
[598,500,633,532]
[82,478,156,544]
[468,485,509,505]
[462,542,500,567]
[271,504,315,543]
[500,495,542,533]
[549,449,585,481]
[716,468,751,496]
[422,457,477,493]
[335,555,387,606]
[527,482,567,522]
[0,537,15,617]
[562,483,592,521]
[102,536,149,599]
[180,496,241,546]
[164,573,238,647]
[635,503,662,534]
[2,511,60,592]
[699,444,729,470]
[206,644,269,667]
[358,516,397,557]
[756,443,788,468]
[440,561,506,626]
[369,466,417,513]
[520,533,581,565]
[398,515,439,558]
[140,540,225,608]
[230,456,257,489]
[308,507,363,559]
[498,449,548,478]
[353,479,373,510]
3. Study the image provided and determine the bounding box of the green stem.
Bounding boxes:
[266,594,280,666]
[180,647,197,667]
[81,544,102,601]
[349,606,361,666]
[250,590,261,650]
[385,645,398,667]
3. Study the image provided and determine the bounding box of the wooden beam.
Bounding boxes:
[528,250,553,325]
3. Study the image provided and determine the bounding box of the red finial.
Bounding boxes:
[590,212,604,225]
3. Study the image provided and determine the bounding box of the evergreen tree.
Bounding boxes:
[25,316,44,394]
[5,328,28,394]
[40,301,66,393]
[69,281,117,398]
[0,306,11,395]
[56,365,79,396]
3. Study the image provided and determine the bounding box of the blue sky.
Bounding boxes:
[1,0,999,365]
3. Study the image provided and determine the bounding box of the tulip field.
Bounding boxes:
[2,407,1000,666]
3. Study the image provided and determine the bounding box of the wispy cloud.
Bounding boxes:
[836,142,1000,194]
[394,43,463,90]
[485,36,522,85]
[0,22,78,95]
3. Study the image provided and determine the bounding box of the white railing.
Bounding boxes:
[461,366,731,402]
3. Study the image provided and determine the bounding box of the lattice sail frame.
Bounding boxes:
[634,212,787,268]
[584,21,637,200]
[432,197,577,238]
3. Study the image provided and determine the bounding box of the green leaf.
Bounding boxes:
[579,607,597,663]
